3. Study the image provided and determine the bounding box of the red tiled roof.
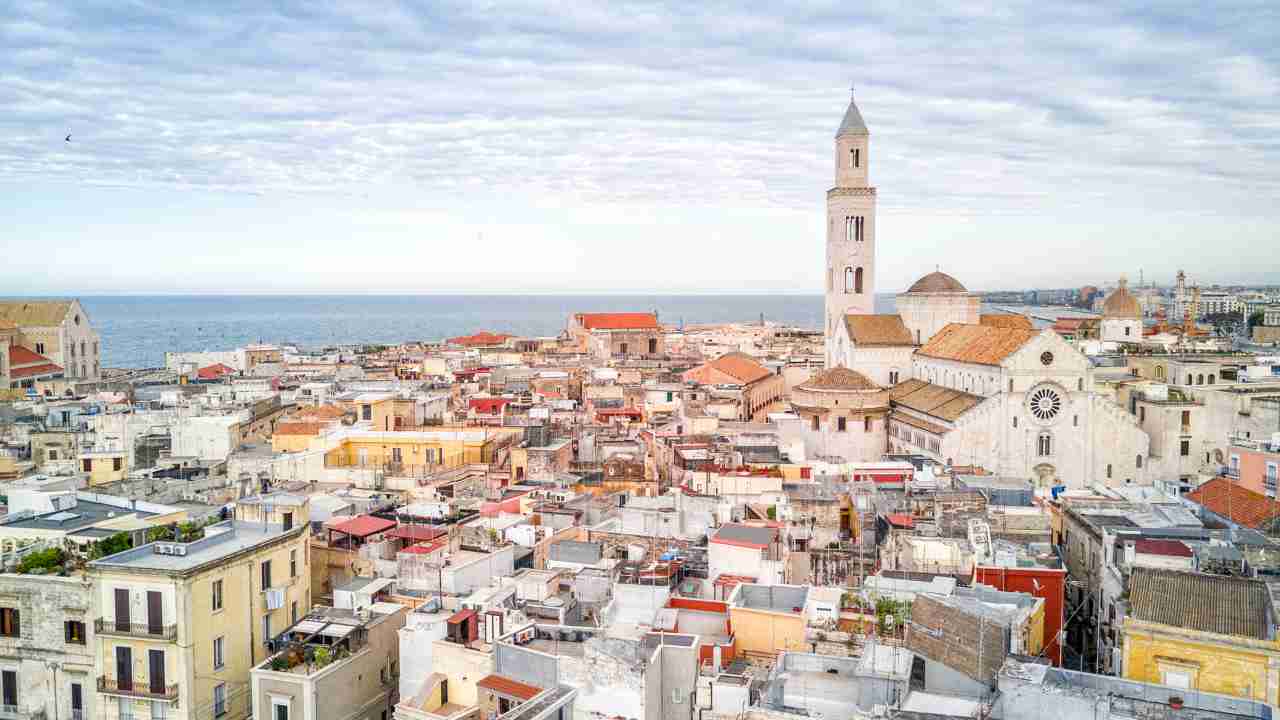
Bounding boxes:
[1185,478,1280,530]
[576,312,660,330]
[292,405,347,420]
[468,397,511,414]
[400,537,448,555]
[447,331,513,347]
[885,513,915,528]
[683,352,772,386]
[917,323,1039,367]
[196,362,236,380]
[1134,538,1193,558]
[10,362,63,379]
[7,345,50,365]
[327,515,396,538]
[274,422,324,436]
[980,314,1034,330]
[477,674,542,701]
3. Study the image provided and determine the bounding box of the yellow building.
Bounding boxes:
[88,493,312,720]
[324,427,521,474]
[1122,567,1280,704]
[80,449,129,486]
[727,583,809,657]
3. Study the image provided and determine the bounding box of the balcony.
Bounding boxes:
[94,618,177,642]
[97,676,179,701]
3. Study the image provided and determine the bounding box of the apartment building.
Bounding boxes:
[0,572,97,720]
[88,494,311,720]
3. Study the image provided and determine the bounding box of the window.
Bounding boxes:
[1009,379,1014,392]
[391,447,402,464]
[272,697,291,720]
[80,341,86,357]
[0,608,19,637]
[1106,464,1113,479]
[1266,463,1277,490]
[864,416,872,432]
[811,415,819,431]
[837,417,847,432]
[113,457,122,472]
[35,342,44,354]
[1037,432,1052,457]
[81,459,91,472]
[70,682,82,715]
[1181,410,1191,428]
[64,620,86,644]
[283,512,293,532]
[648,338,657,354]
[1078,378,1084,391]
[1180,440,1190,457]
[214,636,225,669]
[214,683,227,717]
[889,370,899,385]
[1073,414,1078,427]
[1012,416,1018,429]
[47,448,58,461]
[851,147,860,168]
[1124,326,1130,336]
[212,579,223,611]
[1139,407,1145,422]
[1186,374,1192,385]
[151,700,166,720]
[844,267,855,293]
[290,549,297,578]
[263,614,271,645]
[855,267,864,294]
[261,560,272,589]
[70,343,76,358]
[361,404,372,421]
[291,601,298,624]
[1208,374,1215,384]
[1137,455,1143,469]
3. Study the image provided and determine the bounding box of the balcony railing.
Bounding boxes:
[0,705,46,720]
[97,676,179,701]
[94,618,177,641]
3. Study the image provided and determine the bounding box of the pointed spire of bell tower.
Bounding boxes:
[836,85,869,137]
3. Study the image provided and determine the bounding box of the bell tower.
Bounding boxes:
[824,89,877,367]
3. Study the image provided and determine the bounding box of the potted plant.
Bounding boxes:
[1169,696,1184,709]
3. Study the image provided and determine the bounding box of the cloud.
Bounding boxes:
[1,1,1277,292]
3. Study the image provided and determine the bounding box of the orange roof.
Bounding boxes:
[980,314,1034,330]
[797,367,880,391]
[1186,478,1280,530]
[917,323,1039,367]
[7,345,51,365]
[292,405,347,420]
[274,422,324,437]
[576,312,659,330]
[844,314,914,346]
[447,331,513,347]
[10,362,63,379]
[683,352,772,386]
[196,363,237,380]
[477,674,542,701]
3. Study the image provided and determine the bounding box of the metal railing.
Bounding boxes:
[94,618,177,641]
[97,675,179,700]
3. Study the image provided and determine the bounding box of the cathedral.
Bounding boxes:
[813,92,1150,489]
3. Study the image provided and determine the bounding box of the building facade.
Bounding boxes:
[824,92,877,366]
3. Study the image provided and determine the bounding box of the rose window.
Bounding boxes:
[1028,386,1062,422]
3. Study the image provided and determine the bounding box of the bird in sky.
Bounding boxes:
[65,133,71,142]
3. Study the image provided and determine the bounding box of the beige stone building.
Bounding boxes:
[565,312,664,360]
[681,352,784,422]
[0,299,102,383]
[790,367,889,463]
[824,91,878,365]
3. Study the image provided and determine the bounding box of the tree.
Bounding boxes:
[1249,311,1266,330]
[89,532,133,560]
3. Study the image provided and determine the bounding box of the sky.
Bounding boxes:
[2,1,1278,295]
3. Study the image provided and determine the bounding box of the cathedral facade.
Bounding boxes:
[813,93,1150,489]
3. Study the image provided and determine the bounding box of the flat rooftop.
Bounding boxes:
[1,499,158,532]
[90,520,302,573]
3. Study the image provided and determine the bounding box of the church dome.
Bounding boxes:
[797,367,881,392]
[906,271,968,294]
[1102,278,1142,319]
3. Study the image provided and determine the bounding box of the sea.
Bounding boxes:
[71,294,899,369]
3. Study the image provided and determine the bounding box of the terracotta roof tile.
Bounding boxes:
[916,324,1039,367]
[469,397,511,414]
[9,362,63,379]
[576,312,659,330]
[293,405,347,420]
[7,345,52,365]
[844,314,914,346]
[683,352,772,386]
[979,314,1034,330]
[327,515,396,538]
[1133,538,1193,558]
[796,367,880,391]
[889,379,984,422]
[1128,567,1271,639]
[1185,478,1280,530]
[477,674,542,701]
[274,422,324,436]
[447,331,513,347]
[905,272,967,294]
[0,301,74,327]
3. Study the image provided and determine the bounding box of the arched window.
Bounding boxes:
[1078,378,1084,391]
[1197,374,1204,385]
[1136,455,1143,468]
[855,267,864,294]
[1186,374,1192,385]
[1037,432,1052,456]
[1107,464,1113,479]
[1208,374,1215,385]
[844,267,854,294]
[1155,366,1166,381]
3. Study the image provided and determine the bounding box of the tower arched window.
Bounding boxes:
[1208,374,1215,385]
[844,267,855,294]
[1037,432,1052,457]
[855,267,864,294]
[1136,455,1143,469]
[1107,464,1113,479]
[1197,374,1204,385]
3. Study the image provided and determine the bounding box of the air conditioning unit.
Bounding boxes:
[173,545,188,556]
[156,544,174,555]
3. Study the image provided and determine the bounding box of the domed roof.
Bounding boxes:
[796,367,881,392]
[905,271,968,294]
[1103,278,1142,319]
